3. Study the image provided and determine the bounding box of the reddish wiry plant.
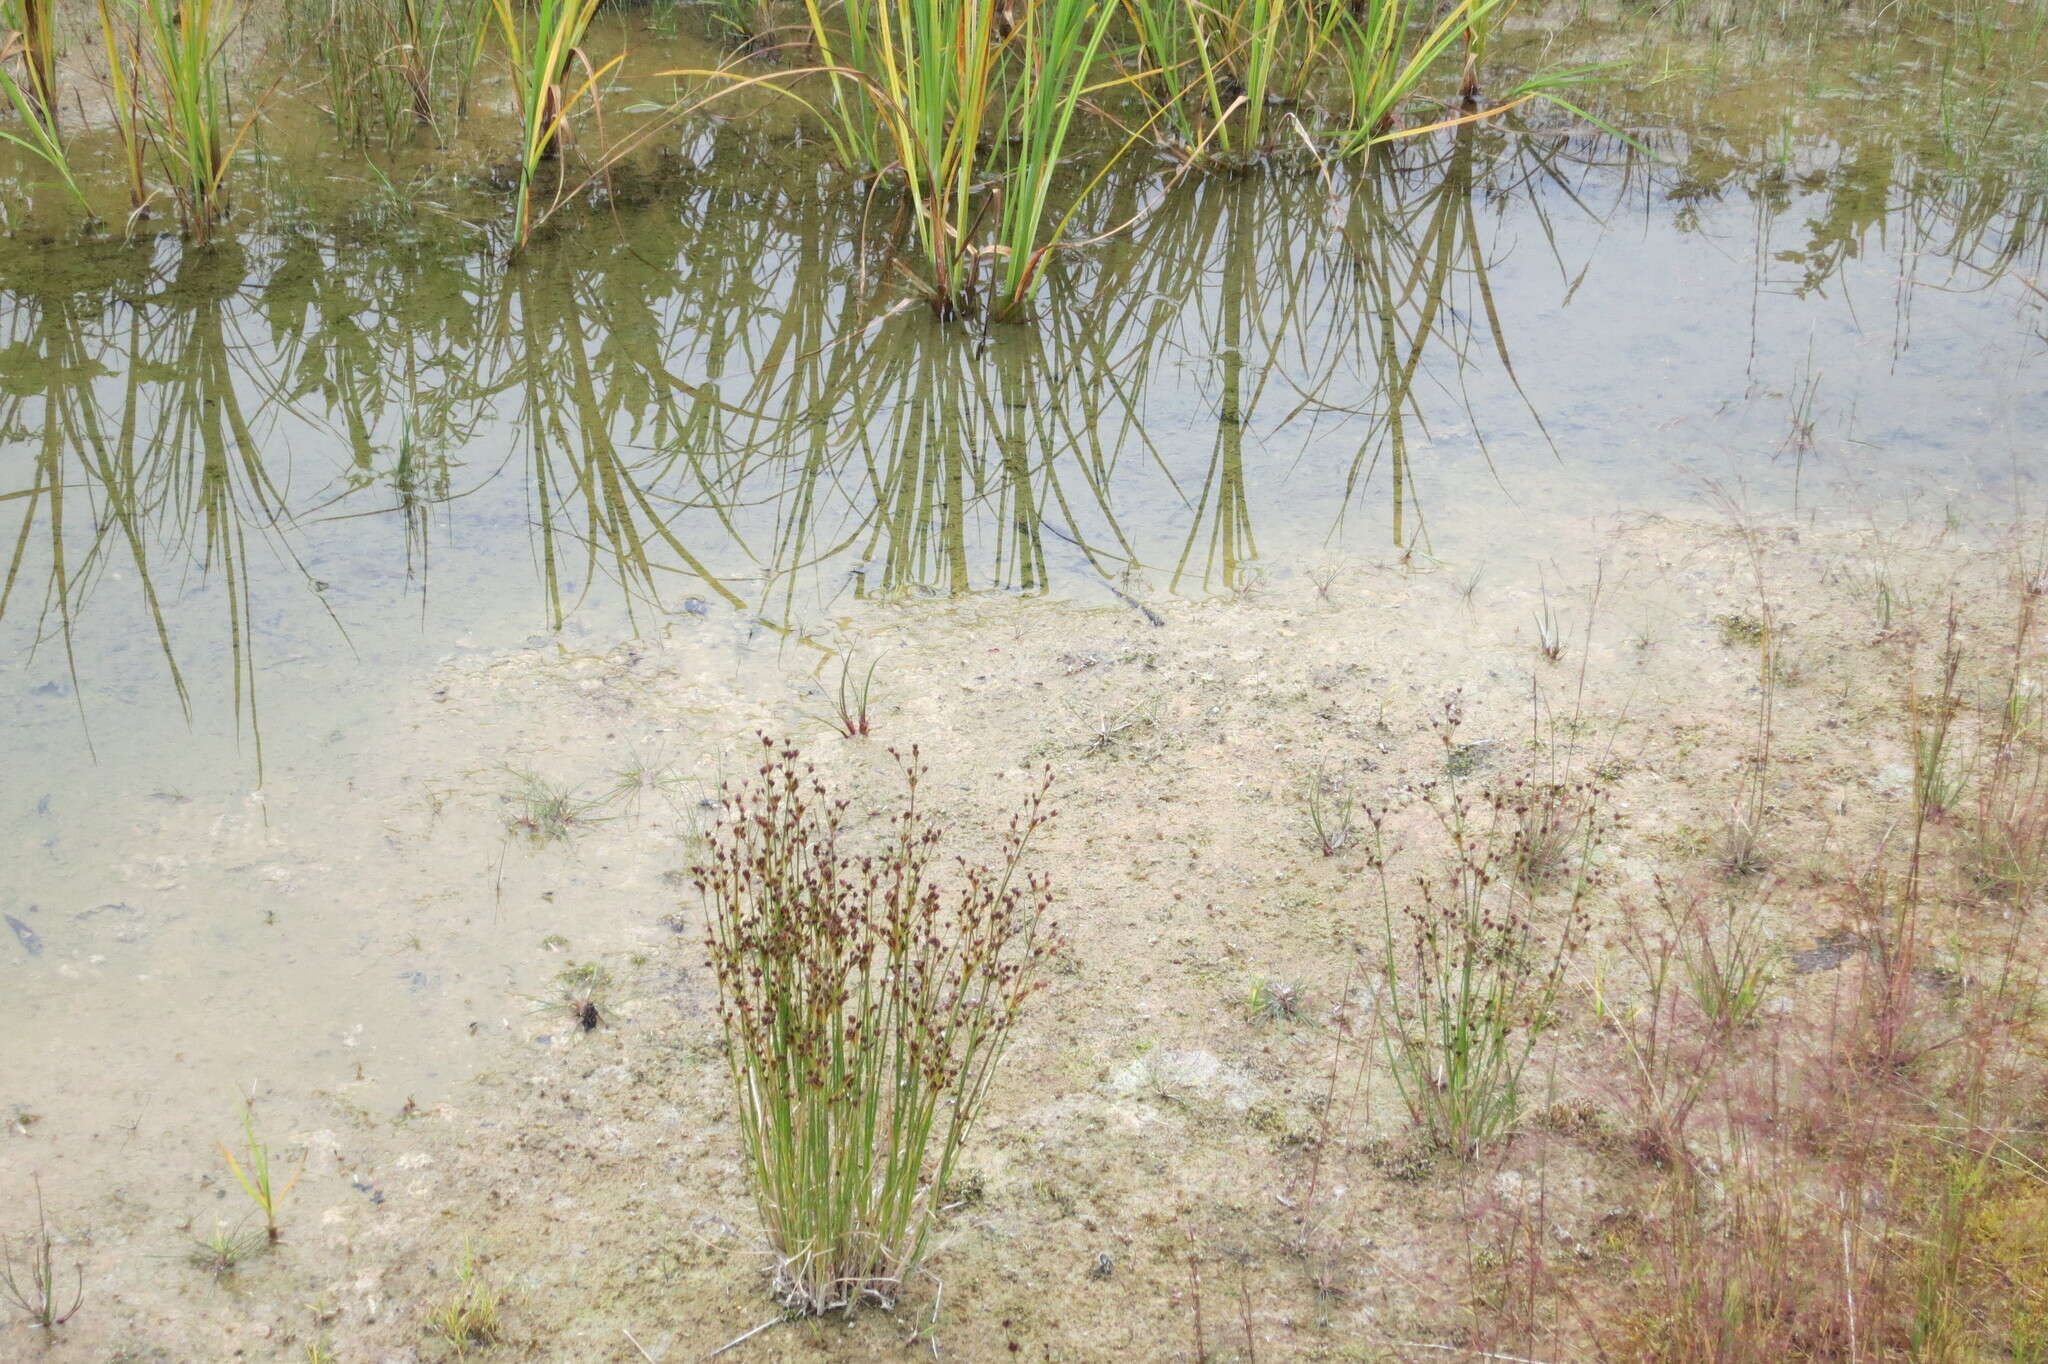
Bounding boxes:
[1966,563,2048,908]
[695,737,1057,1314]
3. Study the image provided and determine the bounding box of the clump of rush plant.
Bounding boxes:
[695,737,1058,1314]
[1506,777,1593,889]
[2,1177,83,1330]
[1366,694,1603,1157]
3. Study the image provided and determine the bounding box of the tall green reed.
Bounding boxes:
[3,0,52,115]
[783,0,1137,318]
[1118,0,1274,165]
[1329,0,1479,154]
[491,0,619,253]
[1,0,88,213]
[989,0,1125,317]
[219,1096,299,1245]
[798,0,1002,316]
[1323,0,1610,158]
[1456,0,1519,101]
[0,1179,83,1331]
[97,0,266,239]
[695,738,1057,1313]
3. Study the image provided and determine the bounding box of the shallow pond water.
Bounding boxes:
[6,115,2041,795]
[0,8,2046,1352]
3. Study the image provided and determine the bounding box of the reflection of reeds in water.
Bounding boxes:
[2,290,130,756]
[490,246,753,630]
[1061,134,1532,576]
[1338,124,1545,553]
[6,120,2047,760]
[0,249,341,774]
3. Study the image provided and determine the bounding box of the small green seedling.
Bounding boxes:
[1304,764,1356,856]
[1243,977,1302,1023]
[219,1098,302,1245]
[814,652,881,738]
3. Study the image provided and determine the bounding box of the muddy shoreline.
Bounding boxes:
[6,506,2035,1359]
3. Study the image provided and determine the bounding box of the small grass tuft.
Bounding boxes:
[501,768,608,844]
[538,960,611,1031]
[815,652,880,739]
[1072,699,1157,758]
[1716,611,1766,646]
[1534,591,1566,663]
[605,749,689,817]
[427,1245,504,1357]
[1676,894,1778,1034]
[187,1222,267,1279]
[1711,802,1770,880]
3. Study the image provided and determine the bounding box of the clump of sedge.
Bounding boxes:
[695,737,1059,1314]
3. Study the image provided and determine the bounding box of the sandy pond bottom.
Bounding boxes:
[3,505,2036,1361]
